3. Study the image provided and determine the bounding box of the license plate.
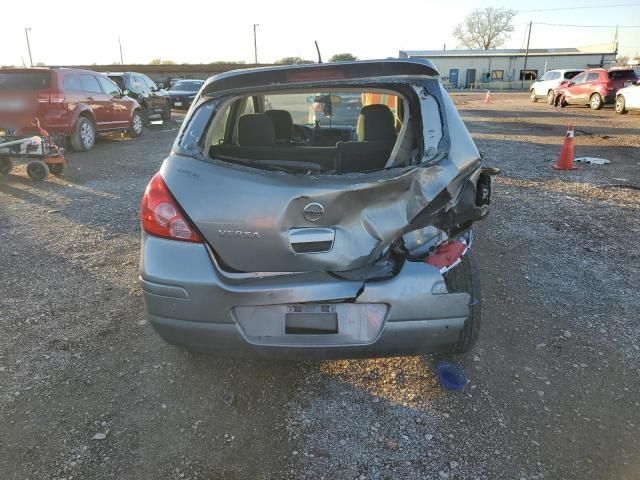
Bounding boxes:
[174,101,182,107]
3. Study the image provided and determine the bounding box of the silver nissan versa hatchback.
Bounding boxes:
[139,59,495,358]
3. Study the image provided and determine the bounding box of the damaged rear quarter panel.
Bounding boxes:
[162,80,483,273]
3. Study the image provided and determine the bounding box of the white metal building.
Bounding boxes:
[399,43,617,88]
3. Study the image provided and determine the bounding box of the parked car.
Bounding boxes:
[167,79,204,109]
[529,69,582,104]
[139,59,495,358]
[0,67,143,151]
[554,68,639,110]
[307,92,363,126]
[106,72,171,123]
[615,80,640,114]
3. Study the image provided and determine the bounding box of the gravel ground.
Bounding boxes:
[1,96,639,480]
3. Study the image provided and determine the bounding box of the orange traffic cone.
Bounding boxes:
[484,90,492,103]
[554,125,577,170]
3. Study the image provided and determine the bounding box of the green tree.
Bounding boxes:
[329,53,357,62]
[275,56,314,65]
[453,7,516,50]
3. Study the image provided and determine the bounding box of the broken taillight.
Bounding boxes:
[425,240,467,273]
[141,173,202,243]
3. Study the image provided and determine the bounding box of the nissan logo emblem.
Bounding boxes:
[303,202,324,222]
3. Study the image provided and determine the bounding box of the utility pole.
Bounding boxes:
[119,36,124,65]
[521,21,532,89]
[253,24,259,64]
[24,27,33,67]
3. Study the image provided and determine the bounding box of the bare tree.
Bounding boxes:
[453,7,516,50]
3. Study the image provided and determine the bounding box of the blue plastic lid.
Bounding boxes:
[435,360,468,391]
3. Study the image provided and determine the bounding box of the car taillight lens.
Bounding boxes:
[36,92,64,103]
[141,173,202,243]
[50,92,65,103]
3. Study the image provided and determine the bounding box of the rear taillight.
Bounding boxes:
[141,173,202,243]
[49,92,65,103]
[36,91,64,106]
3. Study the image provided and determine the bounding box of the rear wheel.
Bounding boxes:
[160,101,172,121]
[546,89,555,105]
[26,160,49,181]
[556,94,567,108]
[444,254,481,354]
[128,110,144,138]
[0,157,12,175]
[590,93,603,110]
[70,116,96,151]
[615,95,627,114]
[530,90,538,102]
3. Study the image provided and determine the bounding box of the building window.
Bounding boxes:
[491,70,504,80]
[519,70,538,81]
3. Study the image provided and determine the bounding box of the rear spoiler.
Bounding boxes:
[201,59,440,95]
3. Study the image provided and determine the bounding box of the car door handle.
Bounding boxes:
[289,227,335,254]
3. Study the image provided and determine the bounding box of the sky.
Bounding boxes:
[2,0,638,67]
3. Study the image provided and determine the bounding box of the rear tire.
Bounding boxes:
[589,93,603,110]
[530,90,538,102]
[70,115,96,151]
[444,254,481,354]
[160,101,172,121]
[615,95,627,114]
[0,157,12,175]
[546,90,555,105]
[128,110,144,138]
[26,160,49,181]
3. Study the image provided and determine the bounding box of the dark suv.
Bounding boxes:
[106,72,171,123]
[0,67,143,151]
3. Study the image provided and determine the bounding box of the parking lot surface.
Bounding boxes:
[1,96,639,479]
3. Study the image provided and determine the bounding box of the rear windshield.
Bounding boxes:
[0,72,51,91]
[564,71,581,80]
[608,70,638,80]
[171,81,202,92]
[204,89,411,174]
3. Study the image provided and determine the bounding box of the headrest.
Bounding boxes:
[357,104,397,142]
[237,114,276,147]
[264,110,294,142]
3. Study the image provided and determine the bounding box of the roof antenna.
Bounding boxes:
[314,40,323,64]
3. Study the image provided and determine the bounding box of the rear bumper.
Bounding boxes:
[140,235,471,359]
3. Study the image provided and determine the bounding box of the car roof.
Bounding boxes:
[201,58,439,95]
[0,67,94,75]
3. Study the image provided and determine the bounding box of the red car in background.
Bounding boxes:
[0,67,144,151]
[553,67,639,110]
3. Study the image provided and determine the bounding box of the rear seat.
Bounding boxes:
[210,113,337,169]
[209,109,398,173]
[335,104,397,173]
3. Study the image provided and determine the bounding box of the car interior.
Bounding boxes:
[206,90,417,174]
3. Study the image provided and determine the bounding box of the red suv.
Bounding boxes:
[553,68,639,110]
[0,67,144,151]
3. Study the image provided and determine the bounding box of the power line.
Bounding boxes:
[519,3,640,12]
[533,22,640,28]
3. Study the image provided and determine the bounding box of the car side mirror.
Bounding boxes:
[122,89,130,96]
